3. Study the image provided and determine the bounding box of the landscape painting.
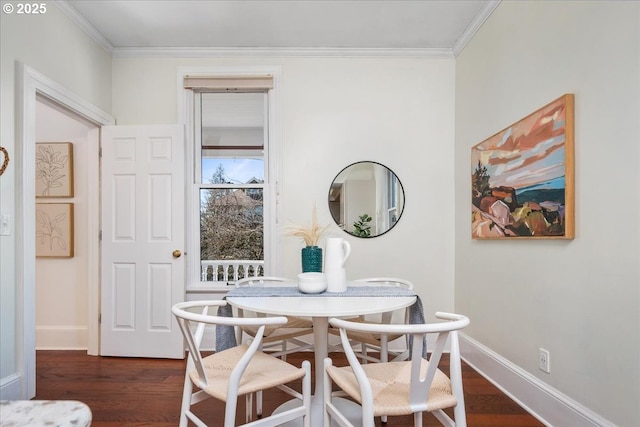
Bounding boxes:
[471,94,574,239]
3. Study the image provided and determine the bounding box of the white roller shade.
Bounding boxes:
[184,75,273,91]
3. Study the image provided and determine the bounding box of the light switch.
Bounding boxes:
[1,214,10,236]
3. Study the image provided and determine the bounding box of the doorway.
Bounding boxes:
[16,64,114,398]
[34,96,98,351]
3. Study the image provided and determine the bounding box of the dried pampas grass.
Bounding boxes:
[285,204,330,246]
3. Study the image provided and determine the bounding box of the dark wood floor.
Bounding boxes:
[35,350,544,427]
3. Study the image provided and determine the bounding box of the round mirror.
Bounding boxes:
[328,161,405,238]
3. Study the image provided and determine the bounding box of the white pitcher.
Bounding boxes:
[325,236,351,292]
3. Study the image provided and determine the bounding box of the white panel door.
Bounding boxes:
[100,125,185,358]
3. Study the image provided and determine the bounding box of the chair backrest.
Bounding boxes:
[353,277,414,290]
[352,277,414,323]
[234,278,292,343]
[329,312,469,411]
[235,276,290,287]
[234,277,292,339]
[172,300,288,389]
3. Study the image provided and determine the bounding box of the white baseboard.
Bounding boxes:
[459,333,614,427]
[0,373,22,400]
[36,326,88,350]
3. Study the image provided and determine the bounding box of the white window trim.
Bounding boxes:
[177,66,283,292]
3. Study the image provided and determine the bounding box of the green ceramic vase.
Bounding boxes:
[301,246,322,273]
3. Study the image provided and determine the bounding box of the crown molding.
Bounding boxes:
[52,0,483,59]
[453,0,501,57]
[52,0,114,55]
[112,46,454,59]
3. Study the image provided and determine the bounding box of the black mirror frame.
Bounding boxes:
[328,161,405,238]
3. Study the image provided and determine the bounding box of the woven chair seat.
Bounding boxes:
[247,327,314,343]
[241,316,313,343]
[190,344,307,401]
[326,360,457,416]
[328,319,404,347]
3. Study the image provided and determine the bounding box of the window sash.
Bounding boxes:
[190,90,270,289]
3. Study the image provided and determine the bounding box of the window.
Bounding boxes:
[186,80,277,290]
[386,169,400,227]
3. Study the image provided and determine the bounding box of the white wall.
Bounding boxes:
[35,100,95,349]
[0,5,111,397]
[455,2,640,426]
[111,56,457,321]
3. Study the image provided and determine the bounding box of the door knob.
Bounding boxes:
[172,250,182,258]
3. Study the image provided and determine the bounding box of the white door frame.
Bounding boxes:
[16,63,114,398]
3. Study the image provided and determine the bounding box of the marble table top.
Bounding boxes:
[0,400,92,426]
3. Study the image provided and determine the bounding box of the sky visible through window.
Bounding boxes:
[202,158,264,184]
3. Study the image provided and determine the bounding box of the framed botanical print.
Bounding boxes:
[36,142,74,197]
[36,203,74,257]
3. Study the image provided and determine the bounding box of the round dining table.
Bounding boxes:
[227,292,417,426]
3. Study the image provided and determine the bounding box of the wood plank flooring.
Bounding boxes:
[35,350,544,427]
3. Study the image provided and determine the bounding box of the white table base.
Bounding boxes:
[275,396,361,427]
[273,316,362,426]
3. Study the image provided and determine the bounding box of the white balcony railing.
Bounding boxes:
[200,260,264,283]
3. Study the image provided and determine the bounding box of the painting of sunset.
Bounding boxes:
[471,94,574,239]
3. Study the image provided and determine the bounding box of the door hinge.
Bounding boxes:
[98,313,102,324]
[98,147,102,158]
[99,230,102,241]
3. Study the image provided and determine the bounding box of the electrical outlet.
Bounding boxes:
[539,348,550,373]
